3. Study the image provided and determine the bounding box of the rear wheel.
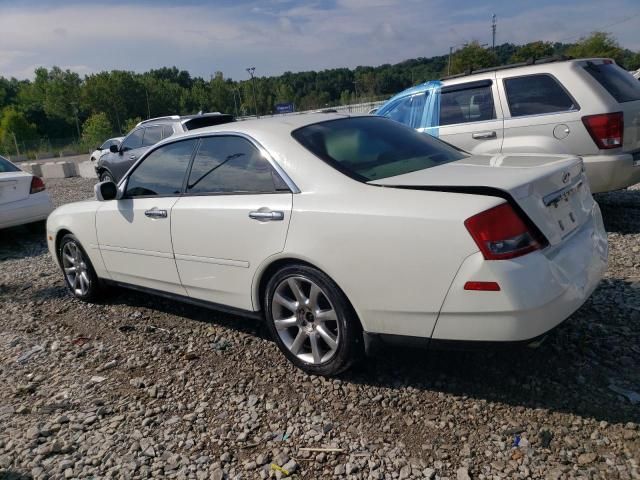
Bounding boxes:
[99,171,114,183]
[264,264,363,376]
[58,234,104,302]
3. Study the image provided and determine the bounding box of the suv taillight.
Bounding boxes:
[30,176,46,194]
[582,112,623,150]
[464,203,541,260]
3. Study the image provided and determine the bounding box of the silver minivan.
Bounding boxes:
[376,58,640,193]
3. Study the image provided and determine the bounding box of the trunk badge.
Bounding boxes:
[562,172,571,184]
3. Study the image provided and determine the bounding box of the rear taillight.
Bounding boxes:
[464,203,541,260]
[582,112,623,150]
[30,176,46,194]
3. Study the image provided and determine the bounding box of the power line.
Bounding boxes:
[559,10,640,42]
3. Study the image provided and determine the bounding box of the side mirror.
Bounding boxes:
[109,144,119,153]
[95,181,118,201]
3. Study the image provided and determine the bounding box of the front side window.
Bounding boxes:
[121,129,144,151]
[440,85,496,126]
[125,139,197,197]
[504,74,576,117]
[378,93,426,129]
[292,116,465,182]
[583,62,640,103]
[186,136,282,194]
[142,126,163,147]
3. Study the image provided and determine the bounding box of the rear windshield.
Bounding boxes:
[0,156,20,173]
[292,116,465,182]
[183,114,234,131]
[584,62,640,103]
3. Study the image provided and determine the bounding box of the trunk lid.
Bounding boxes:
[370,153,593,246]
[0,171,34,205]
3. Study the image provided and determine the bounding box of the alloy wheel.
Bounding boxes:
[61,241,91,296]
[271,275,340,364]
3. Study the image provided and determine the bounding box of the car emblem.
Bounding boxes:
[562,172,571,184]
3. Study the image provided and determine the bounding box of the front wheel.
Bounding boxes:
[99,171,114,183]
[264,264,363,376]
[58,234,105,302]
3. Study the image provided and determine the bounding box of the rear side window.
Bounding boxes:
[440,84,496,126]
[121,129,144,151]
[0,156,20,173]
[162,125,174,138]
[125,139,197,197]
[584,62,640,103]
[186,136,282,194]
[142,126,163,147]
[504,74,576,117]
[292,116,465,182]
[378,93,426,129]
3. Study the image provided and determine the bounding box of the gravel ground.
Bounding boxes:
[0,177,638,480]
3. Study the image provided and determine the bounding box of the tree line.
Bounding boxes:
[1,32,638,156]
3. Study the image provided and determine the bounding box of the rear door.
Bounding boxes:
[438,75,504,154]
[96,139,198,293]
[171,135,293,311]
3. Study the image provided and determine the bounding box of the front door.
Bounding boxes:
[96,138,198,294]
[437,75,504,155]
[171,135,293,311]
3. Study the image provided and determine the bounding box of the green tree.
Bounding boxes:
[566,32,625,64]
[0,107,38,154]
[123,117,142,133]
[82,113,113,148]
[511,41,555,63]
[449,42,498,75]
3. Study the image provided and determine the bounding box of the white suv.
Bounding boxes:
[376,58,640,193]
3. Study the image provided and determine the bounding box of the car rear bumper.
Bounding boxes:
[582,151,640,193]
[0,193,54,229]
[430,203,607,343]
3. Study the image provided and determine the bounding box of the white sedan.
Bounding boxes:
[89,137,123,162]
[46,114,608,375]
[0,155,53,230]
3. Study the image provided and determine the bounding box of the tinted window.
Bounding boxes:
[0,156,20,173]
[186,136,280,194]
[440,85,496,125]
[162,125,174,138]
[183,114,234,131]
[121,129,144,151]
[125,140,197,197]
[142,126,163,147]
[504,74,575,117]
[379,93,426,129]
[292,116,465,182]
[584,62,640,103]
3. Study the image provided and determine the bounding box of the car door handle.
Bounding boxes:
[144,208,167,219]
[249,210,285,221]
[129,154,138,160]
[472,131,497,140]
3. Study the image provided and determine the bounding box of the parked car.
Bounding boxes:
[46,114,607,375]
[0,155,53,230]
[89,137,123,163]
[96,112,234,183]
[376,57,640,193]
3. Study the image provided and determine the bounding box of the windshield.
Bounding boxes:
[0,156,20,173]
[291,116,465,182]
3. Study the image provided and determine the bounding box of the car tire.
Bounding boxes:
[264,264,363,376]
[99,171,114,183]
[58,234,105,302]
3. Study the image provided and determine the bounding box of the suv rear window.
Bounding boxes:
[183,114,234,131]
[583,62,640,103]
[504,74,576,117]
[292,116,464,182]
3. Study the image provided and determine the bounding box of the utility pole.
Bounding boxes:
[353,80,359,103]
[492,14,497,51]
[448,43,468,76]
[11,132,20,156]
[246,67,259,119]
[145,89,151,119]
[232,89,239,118]
[70,102,81,140]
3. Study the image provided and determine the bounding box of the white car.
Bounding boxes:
[46,114,608,375]
[89,137,123,162]
[0,155,53,230]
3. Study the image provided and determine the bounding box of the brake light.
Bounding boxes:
[582,112,623,149]
[464,281,501,291]
[464,203,541,260]
[30,176,46,194]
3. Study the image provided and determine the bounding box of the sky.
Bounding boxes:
[1,0,639,81]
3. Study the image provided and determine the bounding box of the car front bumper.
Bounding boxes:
[429,203,608,343]
[582,151,640,193]
[0,193,54,230]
